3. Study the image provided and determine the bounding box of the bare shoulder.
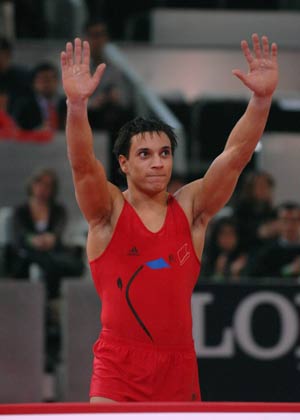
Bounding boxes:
[174,178,205,225]
[87,182,125,261]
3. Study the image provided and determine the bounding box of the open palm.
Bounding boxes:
[61,38,106,102]
[232,33,278,97]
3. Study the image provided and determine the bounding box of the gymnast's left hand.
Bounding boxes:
[232,33,278,98]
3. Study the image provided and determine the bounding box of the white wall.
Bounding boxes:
[151,9,300,48]
[258,133,300,205]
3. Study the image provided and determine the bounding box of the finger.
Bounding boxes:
[92,63,106,86]
[271,42,278,63]
[82,40,90,66]
[261,35,269,59]
[66,41,74,67]
[74,37,82,65]
[60,51,67,70]
[252,33,262,59]
[240,40,254,65]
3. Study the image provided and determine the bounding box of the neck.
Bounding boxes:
[123,188,168,209]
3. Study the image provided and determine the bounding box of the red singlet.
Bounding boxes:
[89,195,201,401]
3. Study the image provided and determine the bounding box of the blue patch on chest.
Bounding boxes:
[145,258,170,270]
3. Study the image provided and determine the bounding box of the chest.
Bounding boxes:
[133,207,168,233]
[30,205,49,223]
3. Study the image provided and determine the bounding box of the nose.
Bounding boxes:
[151,154,163,168]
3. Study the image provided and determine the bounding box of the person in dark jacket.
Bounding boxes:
[12,62,65,131]
[249,202,300,279]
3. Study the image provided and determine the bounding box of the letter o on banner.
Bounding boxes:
[233,292,298,359]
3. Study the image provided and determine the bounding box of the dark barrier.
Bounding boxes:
[193,281,300,402]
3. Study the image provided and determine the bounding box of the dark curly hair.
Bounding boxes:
[113,116,178,159]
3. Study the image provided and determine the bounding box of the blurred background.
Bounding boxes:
[0,0,300,404]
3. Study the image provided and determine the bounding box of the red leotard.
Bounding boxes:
[89,195,201,401]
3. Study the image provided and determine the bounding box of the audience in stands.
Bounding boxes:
[248,202,300,280]
[11,62,65,132]
[201,216,248,282]
[232,170,278,254]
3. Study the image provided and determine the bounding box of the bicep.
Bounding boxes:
[72,159,113,224]
[193,150,240,220]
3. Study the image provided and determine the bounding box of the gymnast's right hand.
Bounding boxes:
[60,37,106,103]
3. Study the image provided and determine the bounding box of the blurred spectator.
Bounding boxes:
[11,168,84,371]
[11,168,83,296]
[81,18,133,185]
[0,36,30,113]
[248,202,300,279]
[82,18,133,131]
[201,216,248,281]
[233,170,278,252]
[11,62,65,131]
[0,84,54,142]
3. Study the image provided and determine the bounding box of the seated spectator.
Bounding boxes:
[12,62,65,131]
[11,167,84,296]
[233,170,278,252]
[0,36,30,113]
[248,202,300,279]
[201,216,248,282]
[11,168,84,371]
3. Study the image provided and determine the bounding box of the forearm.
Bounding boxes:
[66,99,96,172]
[224,94,272,170]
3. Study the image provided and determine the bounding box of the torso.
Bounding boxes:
[89,194,201,346]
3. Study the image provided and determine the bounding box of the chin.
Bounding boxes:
[150,184,167,194]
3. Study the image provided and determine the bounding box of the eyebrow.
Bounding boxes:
[136,145,171,153]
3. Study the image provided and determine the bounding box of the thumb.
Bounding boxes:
[92,63,106,86]
[232,68,247,84]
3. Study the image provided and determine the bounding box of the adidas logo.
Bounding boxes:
[128,246,139,256]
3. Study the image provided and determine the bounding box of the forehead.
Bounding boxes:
[35,70,57,81]
[130,131,171,149]
[219,224,236,233]
[86,24,107,36]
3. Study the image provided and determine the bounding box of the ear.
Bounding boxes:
[118,155,128,174]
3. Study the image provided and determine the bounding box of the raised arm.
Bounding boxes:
[191,34,278,222]
[61,38,117,226]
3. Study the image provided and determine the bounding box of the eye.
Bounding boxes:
[161,149,171,157]
[139,151,148,158]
